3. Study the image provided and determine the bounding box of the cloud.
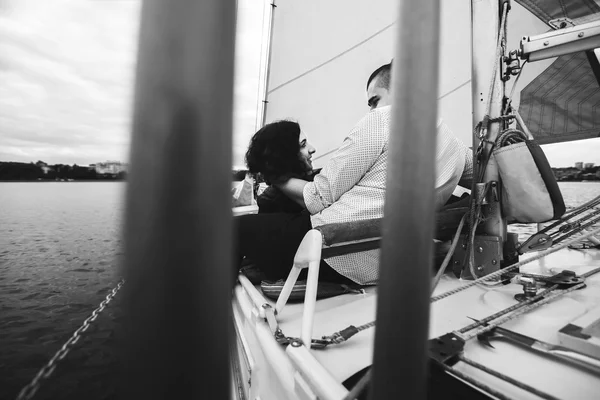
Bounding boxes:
[0,0,267,167]
[4,1,593,169]
[0,0,139,165]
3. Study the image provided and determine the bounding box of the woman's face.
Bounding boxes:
[298,131,316,171]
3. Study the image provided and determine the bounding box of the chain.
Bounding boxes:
[16,279,125,400]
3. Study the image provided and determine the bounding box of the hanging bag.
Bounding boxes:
[493,129,565,223]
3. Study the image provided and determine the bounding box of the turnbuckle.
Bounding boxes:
[264,303,334,349]
[274,334,333,349]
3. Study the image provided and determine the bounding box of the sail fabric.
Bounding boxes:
[264,0,600,165]
[513,0,600,144]
[518,51,600,144]
[264,0,473,167]
[516,0,600,26]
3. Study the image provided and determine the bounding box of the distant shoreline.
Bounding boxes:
[0,179,126,183]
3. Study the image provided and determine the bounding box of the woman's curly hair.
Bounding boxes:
[245,120,309,184]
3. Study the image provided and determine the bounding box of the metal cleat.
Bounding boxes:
[540,270,585,289]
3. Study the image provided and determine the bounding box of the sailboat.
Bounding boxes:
[230,0,600,399]
[19,1,600,399]
[68,0,600,399]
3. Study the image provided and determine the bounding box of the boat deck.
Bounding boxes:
[233,246,600,399]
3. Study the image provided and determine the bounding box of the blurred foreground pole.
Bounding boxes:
[120,1,236,399]
[369,0,440,399]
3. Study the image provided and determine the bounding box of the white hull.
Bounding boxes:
[232,246,600,399]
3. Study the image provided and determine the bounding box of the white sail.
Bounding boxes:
[264,0,600,168]
[264,0,472,168]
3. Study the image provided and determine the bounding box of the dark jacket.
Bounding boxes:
[257,169,320,214]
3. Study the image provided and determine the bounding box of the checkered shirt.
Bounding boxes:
[303,106,472,285]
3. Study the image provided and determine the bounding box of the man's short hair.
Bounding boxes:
[366,61,392,90]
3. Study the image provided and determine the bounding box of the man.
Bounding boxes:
[274,63,473,284]
[365,61,473,205]
[275,106,390,285]
[237,64,472,286]
[366,62,392,110]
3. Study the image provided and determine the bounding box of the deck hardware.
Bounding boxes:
[520,233,552,252]
[428,333,465,366]
[548,18,574,30]
[473,183,491,205]
[475,321,600,376]
[518,194,600,254]
[512,270,585,301]
[514,276,538,302]
[434,227,600,303]
[452,234,503,279]
[489,181,499,202]
[502,50,521,81]
[539,270,585,289]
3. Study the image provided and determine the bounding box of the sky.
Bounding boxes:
[0,0,599,168]
[0,0,265,167]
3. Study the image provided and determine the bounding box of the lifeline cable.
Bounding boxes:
[317,227,600,347]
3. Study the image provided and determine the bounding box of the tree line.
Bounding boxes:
[0,162,126,181]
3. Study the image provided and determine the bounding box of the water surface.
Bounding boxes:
[0,181,598,399]
[1,182,125,400]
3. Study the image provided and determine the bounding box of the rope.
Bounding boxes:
[457,285,559,334]
[460,282,586,341]
[431,213,468,293]
[436,361,516,400]
[323,321,376,345]
[553,213,600,246]
[457,355,561,400]
[495,129,528,147]
[460,2,511,288]
[507,60,528,107]
[477,1,510,142]
[318,226,600,353]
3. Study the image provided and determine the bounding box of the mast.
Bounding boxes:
[370,0,440,399]
[258,0,277,129]
[459,0,507,279]
[120,0,236,398]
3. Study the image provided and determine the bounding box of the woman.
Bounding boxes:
[236,120,353,284]
[245,120,316,214]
